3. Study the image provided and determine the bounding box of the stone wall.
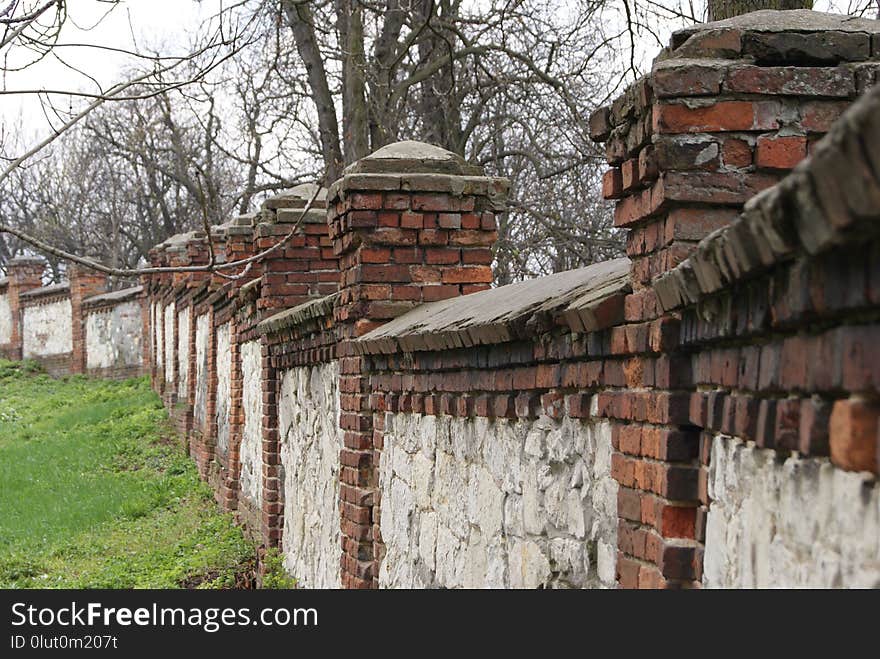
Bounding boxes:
[379,411,617,588]
[0,291,11,346]
[1,264,146,378]
[278,362,343,589]
[704,436,880,588]
[154,303,164,370]
[22,297,72,359]
[194,312,210,428]
[163,303,175,386]
[177,307,191,400]
[238,339,263,522]
[214,321,232,457]
[84,297,144,377]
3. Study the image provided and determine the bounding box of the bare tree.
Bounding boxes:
[6,0,872,283]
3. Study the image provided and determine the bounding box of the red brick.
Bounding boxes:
[618,425,642,456]
[359,264,411,283]
[541,392,565,419]
[621,158,640,191]
[400,211,424,228]
[371,228,417,245]
[639,146,658,183]
[462,248,493,265]
[425,248,460,264]
[801,100,851,133]
[602,168,623,199]
[756,135,807,170]
[725,66,853,98]
[618,487,641,522]
[412,193,458,211]
[493,395,516,419]
[449,230,496,247]
[422,285,459,302]
[418,229,448,245]
[721,137,752,168]
[565,393,591,418]
[409,265,441,283]
[616,553,640,589]
[799,396,831,456]
[515,393,541,418]
[437,213,461,229]
[441,266,493,284]
[829,397,878,474]
[360,247,391,263]
[461,213,481,229]
[653,100,759,133]
[659,504,696,540]
[535,364,561,389]
[774,398,801,451]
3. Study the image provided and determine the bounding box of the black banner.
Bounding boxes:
[0,588,859,652]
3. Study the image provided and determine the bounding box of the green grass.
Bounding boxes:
[0,359,257,588]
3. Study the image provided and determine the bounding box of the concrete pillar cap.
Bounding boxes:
[344,140,483,176]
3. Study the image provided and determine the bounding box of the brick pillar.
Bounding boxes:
[328,140,509,588]
[253,185,338,548]
[588,10,880,588]
[216,214,262,514]
[3,257,45,360]
[68,260,109,374]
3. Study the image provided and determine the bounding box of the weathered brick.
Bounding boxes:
[653,100,778,133]
[756,135,808,170]
[603,168,623,199]
[799,396,831,456]
[742,30,871,65]
[829,397,878,474]
[589,106,612,141]
[725,66,854,97]
[621,158,640,191]
[653,62,725,98]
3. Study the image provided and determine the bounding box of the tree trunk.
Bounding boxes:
[369,0,406,151]
[415,0,464,154]
[708,0,813,21]
[336,0,370,165]
[281,0,344,184]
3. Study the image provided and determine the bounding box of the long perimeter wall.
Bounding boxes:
[101,10,880,588]
[0,260,148,378]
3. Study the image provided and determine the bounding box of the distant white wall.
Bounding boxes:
[22,299,72,358]
[177,307,191,399]
[193,313,210,427]
[163,303,175,384]
[0,292,11,345]
[704,436,880,588]
[215,321,231,456]
[153,303,164,368]
[85,300,143,370]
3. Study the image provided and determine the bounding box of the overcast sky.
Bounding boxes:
[1,0,224,135]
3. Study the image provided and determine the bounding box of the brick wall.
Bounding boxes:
[136,9,880,589]
[0,257,148,378]
[0,257,43,361]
